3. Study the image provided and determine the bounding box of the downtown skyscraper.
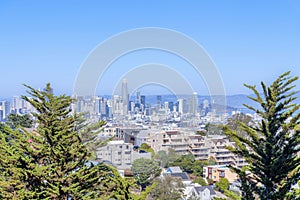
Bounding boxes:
[121,79,129,115]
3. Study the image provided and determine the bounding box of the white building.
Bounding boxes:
[96,140,151,169]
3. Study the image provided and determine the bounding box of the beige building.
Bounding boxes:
[203,165,238,183]
[136,129,247,168]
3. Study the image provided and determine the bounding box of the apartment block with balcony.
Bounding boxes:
[203,165,238,183]
[96,140,151,169]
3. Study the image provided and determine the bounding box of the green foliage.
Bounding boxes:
[168,153,216,176]
[155,148,179,167]
[215,178,240,200]
[206,178,214,185]
[224,190,241,200]
[132,182,158,200]
[192,177,207,186]
[205,123,224,135]
[286,180,300,200]
[168,153,195,173]
[0,83,132,199]
[139,143,155,157]
[224,71,300,200]
[131,158,161,190]
[140,143,151,150]
[192,158,216,176]
[0,123,4,133]
[196,130,206,136]
[155,150,168,167]
[226,113,253,139]
[147,176,185,200]
[215,178,229,191]
[192,160,204,176]
[74,112,110,158]
[6,113,33,129]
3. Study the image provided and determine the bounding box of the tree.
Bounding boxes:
[224,71,300,200]
[226,113,253,139]
[168,153,195,173]
[205,123,223,135]
[131,158,161,191]
[215,178,229,192]
[192,158,216,176]
[287,180,300,200]
[139,143,155,156]
[192,177,207,186]
[0,83,131,199]
[155,148,179,168]
[74,113,109,158]
[0,123,4,133]
[6,113,33,129]
[147,176,185,200]
[155,150,168,167]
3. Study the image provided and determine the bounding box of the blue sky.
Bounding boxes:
[0,1,300,97]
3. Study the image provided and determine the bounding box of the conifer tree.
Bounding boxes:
[224,71,300,200]
[0,83,131,199]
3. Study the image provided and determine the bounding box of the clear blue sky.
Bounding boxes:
[0,0,300,97]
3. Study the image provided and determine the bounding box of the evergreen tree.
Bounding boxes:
[6,113,33,129]
[224,71,300,200]
[73,112,111,158]
[0,83,131,199]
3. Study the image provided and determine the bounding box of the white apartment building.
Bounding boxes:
[96,140,151,169]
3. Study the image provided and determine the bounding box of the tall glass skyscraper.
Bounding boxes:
[121,79,129,115]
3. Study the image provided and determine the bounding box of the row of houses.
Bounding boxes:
[165,166,217,200]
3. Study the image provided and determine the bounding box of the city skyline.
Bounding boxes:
[1,1,300,98]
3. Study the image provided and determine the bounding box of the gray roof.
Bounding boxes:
[195,186,216,195]
[170,172,190,180]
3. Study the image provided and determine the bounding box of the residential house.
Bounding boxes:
[203,165,238,183]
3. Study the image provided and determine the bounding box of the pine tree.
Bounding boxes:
[0,83,131,199]
[224,71,300,200]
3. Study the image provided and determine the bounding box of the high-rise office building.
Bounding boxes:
[0,101,10,120]
[156,95,162,106]
[168,101,174,112]
[136,91,141,105]
[100,98,107,116]
[141,95,145,106]
[112,95,123,115]
[178,99,188,114]
[121,79,129,115]
[94,96,101,114]
[13,96,20,113]
[188,92,199,115]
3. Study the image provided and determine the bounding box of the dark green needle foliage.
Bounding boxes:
[0,83,131,199]
[6,113,33,129]
[224,71,300,200]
